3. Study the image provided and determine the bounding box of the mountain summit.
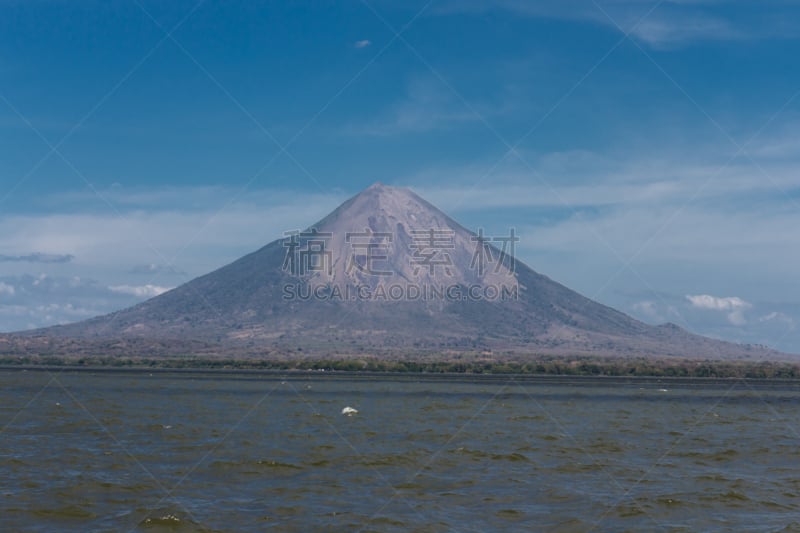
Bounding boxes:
[11,183,785,360]
[289,182,516,291]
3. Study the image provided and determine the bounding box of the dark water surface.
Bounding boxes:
[1,369,799,532]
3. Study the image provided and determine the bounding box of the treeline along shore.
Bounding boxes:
[2,353,800,379]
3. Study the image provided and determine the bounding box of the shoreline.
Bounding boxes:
[3,363,800,385]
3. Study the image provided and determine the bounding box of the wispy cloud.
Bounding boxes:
[0,273,145,332]
[631,13,743,49]
[401,145,800,348]
[759,311,795,329]
[631,299,683,325]
[109,284,172,298]
[0,187,347,276]
[130,263,186,276]
[434,0,792,48]
[746,122,800,160]
[0,186,350,332]
[354,39,371,48]
[632,300,659,319]
[0,302,100,328]
[0,252,74,263]
[348,77,480,136]
[0,282,14,296]
[410,146,800,212]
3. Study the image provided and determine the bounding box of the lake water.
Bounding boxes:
[1,369,799,532]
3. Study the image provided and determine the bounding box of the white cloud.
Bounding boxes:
[0,186,349,332]
[0,252,74,263]
[629,14,743,49]
[108,284,172,298]
[632,300,659,318]
[434,0,786,47]
[0,187,346,274]
[129,263,186,276]
[0,302,101,327]
[747,122,800,160]
[759,311,795,329]
[410,148,800,213]
[0,282,14,296]
[0,273,158,332]
[350,77,481,136]
[354,39,371,48]
[403,150,800,297]
[686,294,752,325]
[686,294,751,311]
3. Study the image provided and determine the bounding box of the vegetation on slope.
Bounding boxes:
[2,354,799,379]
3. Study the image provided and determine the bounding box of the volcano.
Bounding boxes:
[5,183,786,360]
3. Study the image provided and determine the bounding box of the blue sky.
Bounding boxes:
[2,0,800,352]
